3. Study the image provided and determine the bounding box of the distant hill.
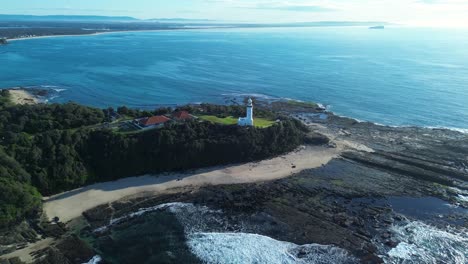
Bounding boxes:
[0,14,138,22]
[147,18,217,22]
[281,21,390,27]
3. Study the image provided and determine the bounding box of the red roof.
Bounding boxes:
[139,115,171,127]
[172,111,192,120]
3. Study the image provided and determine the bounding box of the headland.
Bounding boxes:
[0,93,466,264]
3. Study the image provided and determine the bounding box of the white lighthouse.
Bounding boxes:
[238,98,254,126]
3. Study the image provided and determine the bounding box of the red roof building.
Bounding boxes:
[172,110,192,120]
[138,115,171,127]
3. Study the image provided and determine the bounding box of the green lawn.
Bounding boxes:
[199,115,238,125]
[199,115,276,128]
[254,118,276,128]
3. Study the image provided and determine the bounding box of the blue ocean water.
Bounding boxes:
[1,27,468,129]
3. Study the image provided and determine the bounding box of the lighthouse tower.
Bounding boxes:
[238,98,254,126]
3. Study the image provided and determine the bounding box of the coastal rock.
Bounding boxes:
[304,132,330,145]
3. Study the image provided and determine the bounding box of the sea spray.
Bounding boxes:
[383,221,468,264]
[93,202,196,232]
[186,232,357,264]
[93,202,358,263]
[82,255,102,264]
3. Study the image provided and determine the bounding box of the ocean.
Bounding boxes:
[1,27,468,130]
[87,202,467,264]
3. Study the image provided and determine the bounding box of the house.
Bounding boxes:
[134,115,171,129]
[172,110,193,120]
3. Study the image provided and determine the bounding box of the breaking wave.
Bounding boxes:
[93,202,194,232]
[82,255,102,264]
[383,221,468,264]
[187,232,357,264]
[94,202,357,263]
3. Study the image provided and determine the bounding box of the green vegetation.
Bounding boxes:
[0,90,11,107]
[199,115,276,128]
[0,178,41,227]
[287,100,318,108]
[254,118,276,128]
[0,93,307,227]
[199,115,238,125]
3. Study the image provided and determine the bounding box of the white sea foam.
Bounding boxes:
[40,85,67,92]
[221,92,279,101]
[82,255,102,264]
[457,194,468,203]
[93,202,193,232]
[424,126,468,134]
[384,221,468,264]
[94,202,356,263]
[187,232,357,264]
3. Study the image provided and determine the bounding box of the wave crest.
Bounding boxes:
[384,221,468,264]
[187,232,357,264]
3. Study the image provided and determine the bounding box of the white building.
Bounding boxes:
[238,98,254,126]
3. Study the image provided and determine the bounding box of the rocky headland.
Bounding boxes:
[1,100,467,264]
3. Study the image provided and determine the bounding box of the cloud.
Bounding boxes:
[418,0,468,4]
[4,7,139,14]
[248,5,336,12]
[230,1,337,13]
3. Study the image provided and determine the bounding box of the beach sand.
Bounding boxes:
[5,144,346,263]
[8,89,39,105]
[44,143,354,223]
[5,137,373,263]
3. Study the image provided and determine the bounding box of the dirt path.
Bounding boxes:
[1,238,54,263]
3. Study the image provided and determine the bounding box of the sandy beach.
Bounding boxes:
[44,143,357,223]
[6,27,234,43]
[8,32,109,42]
[3,143,352,263]
[7,89,40,105]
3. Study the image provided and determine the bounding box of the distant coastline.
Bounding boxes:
[1,21,391,42]
[5,28,207,42]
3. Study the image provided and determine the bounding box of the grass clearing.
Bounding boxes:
[199,115,276,128]
[199,115,238,125]
[254,118,276,128]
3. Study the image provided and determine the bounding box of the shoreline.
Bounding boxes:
[7,30,160,42]
[5,26,243,42]
[2,85,467,134]
[4,25,384,43]
[2,97,467,263]
[43,143,354,223]
[3,88,41,105]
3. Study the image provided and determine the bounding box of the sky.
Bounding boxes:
[2,0,468,27]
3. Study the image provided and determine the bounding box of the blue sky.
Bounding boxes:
[2,0,468,27]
